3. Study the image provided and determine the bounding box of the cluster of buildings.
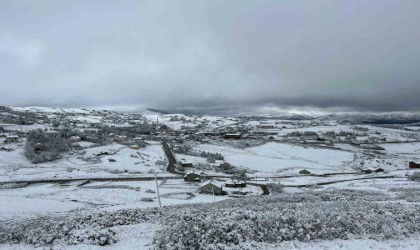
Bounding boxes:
[183,171,248,196]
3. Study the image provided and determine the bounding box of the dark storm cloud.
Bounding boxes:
[1,0,420,111]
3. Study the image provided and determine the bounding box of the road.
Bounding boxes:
[161,141,184,175]
[0,175,182,186]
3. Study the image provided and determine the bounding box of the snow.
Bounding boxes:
[248,238,420,250]
[65,223,159,250]
[198,142,355,174]
[0,196,84,220]
[0,223,157,249]
[200,179,223,188]
[0,142,170,182]
[11,106,91,115]
[2,124,50,133]
[1,106,420,249]
[381,142,420,155]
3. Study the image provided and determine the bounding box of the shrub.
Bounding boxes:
[25,130,70,163]
[0,208,160,246]
[410,172,420,182]
[206,156,216,163]
[154,191,420,249]
[266,183,284,194]
[194,163,215,171]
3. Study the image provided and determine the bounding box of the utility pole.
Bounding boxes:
[154,172,162,214]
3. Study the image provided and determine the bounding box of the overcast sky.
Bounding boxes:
[1,0,420,112]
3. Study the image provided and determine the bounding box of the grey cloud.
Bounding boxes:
[1,0,420,112]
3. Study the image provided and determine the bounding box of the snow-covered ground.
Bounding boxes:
[1,107,420,249]
[197,142,356,174]
[0,195,84,220]
[0,142,169,182]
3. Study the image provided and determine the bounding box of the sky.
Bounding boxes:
[1,0,420,112]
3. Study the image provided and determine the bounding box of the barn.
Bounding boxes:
[199,179,225,195]
[409,162,420,169]
[5,135,19,143]
[184,171,201,182]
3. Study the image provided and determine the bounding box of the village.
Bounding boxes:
[1,106,420,248]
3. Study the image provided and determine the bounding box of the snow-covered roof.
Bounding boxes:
[200,179,222,188]
[226,179,245,185]
[184,170,198,176]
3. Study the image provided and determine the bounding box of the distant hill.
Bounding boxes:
[319,112,420,124]
[146,108,171,115]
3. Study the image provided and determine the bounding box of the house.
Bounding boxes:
[359,144,385,150]
[201,132,219,137]
[362,168,385,174]
[231,190,248,196]
[181,162,193,168]
[257,124,276,129]
[5,135,19,143]
[299,169,311,175]
[114,135,128,142]
[69,136,81,142]
[224,133,241,139]
[129,140,146,149]
[374,168,384,173]
[129,145,141,150]
[409,162,420,169]
[184,171,201,182]
[199,179,225,195]
[134,140,147,147]
[225,179,246,188]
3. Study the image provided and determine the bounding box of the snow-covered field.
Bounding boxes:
[221,142,354,174]
[0,142,169,182]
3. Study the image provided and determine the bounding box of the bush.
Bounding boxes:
[266,183,284,194]
[206,156,216,163]
[154,190,420,249]
[194,163,215,171]
[200,151,224,161]
[25,130,70,163]
[410,172,420,182]
[0,208,160,246]
[155,160,166,166]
